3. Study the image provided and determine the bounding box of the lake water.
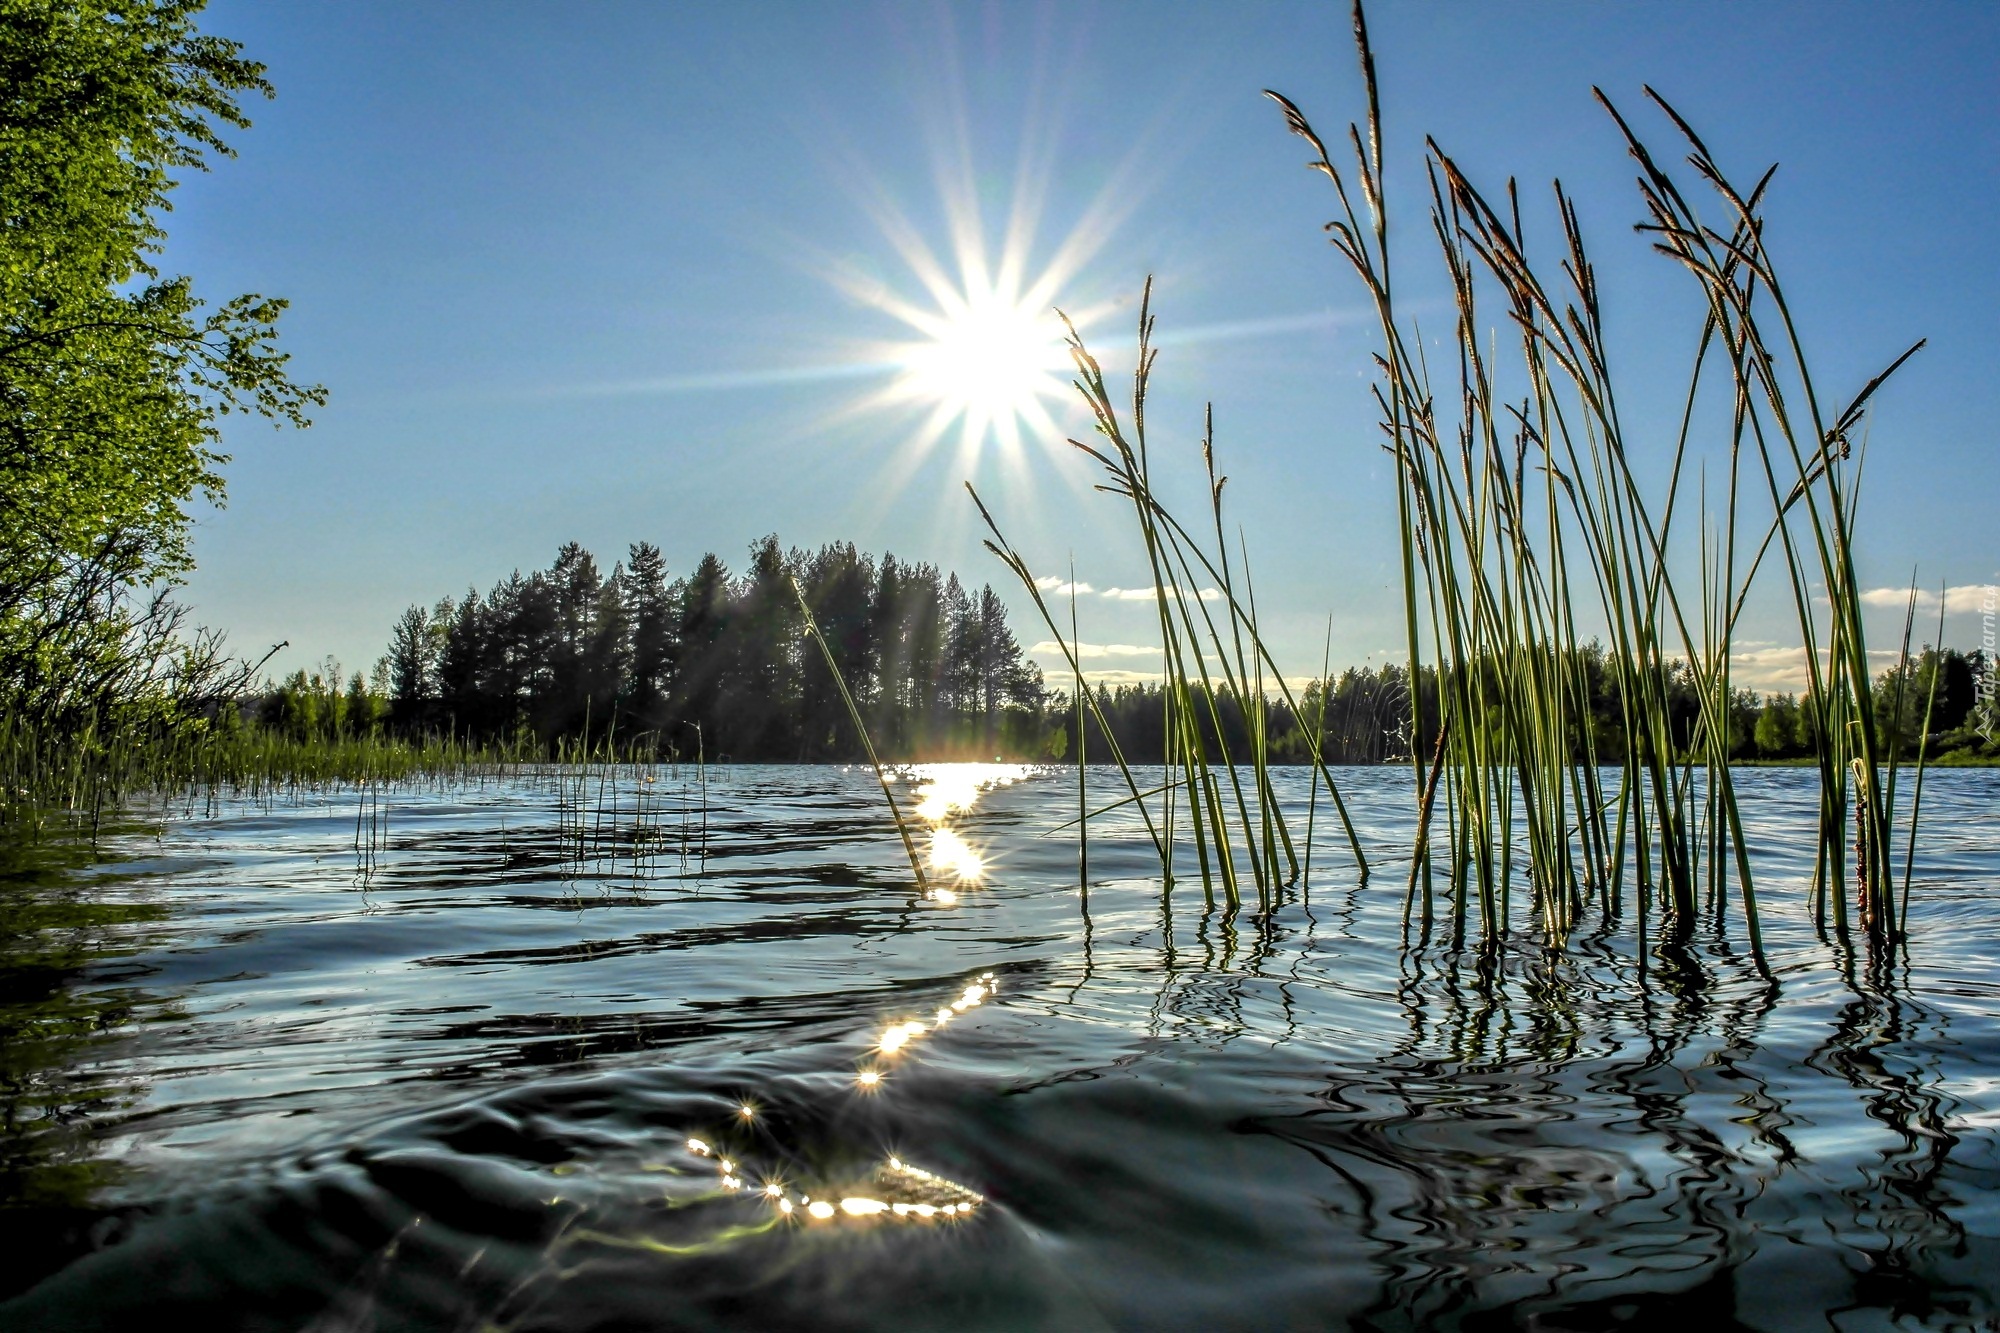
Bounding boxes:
[3,763,1998,1331]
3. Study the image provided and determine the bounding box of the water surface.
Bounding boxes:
[4,764,1998,1330]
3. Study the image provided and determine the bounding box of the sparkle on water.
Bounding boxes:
[926,827,984,882]
[900,763,1026,896]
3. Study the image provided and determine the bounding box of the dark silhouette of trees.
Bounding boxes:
[1040,647,2000,767]
[625,543,675,735]
[372,536,1052,760]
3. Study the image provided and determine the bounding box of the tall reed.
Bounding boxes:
[788,576,929,892]
[971,281,1370,911]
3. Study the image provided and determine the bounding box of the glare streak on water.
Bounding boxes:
[0,763,1997,1330]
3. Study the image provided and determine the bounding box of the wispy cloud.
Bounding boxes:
[1099,585,1223,602]
[1028,640,1160,659]
[1018,578,1225,602]
[503,359,901,402]
[1859,583,1999,615]
[1070,668,1168,686]
[1150,306,1373,348]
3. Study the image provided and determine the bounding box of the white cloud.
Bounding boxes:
[1099,585,1224,602]
[1075,668,1169,686]
[1032,575,1095,596]
[1859,583,1999,615]
[1029,640,1161,659]
[1728,645,1812,690]
[1730,643,1908,692]
[1027,645,1324,698]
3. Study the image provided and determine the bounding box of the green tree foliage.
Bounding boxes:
[267,658,385,741]
[0,0,320,731]
[1754,693,1803,758]
[1874,647,1995,760]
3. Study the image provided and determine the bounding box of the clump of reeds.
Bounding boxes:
[1254,0,1926,948]
[978,1,1930,957]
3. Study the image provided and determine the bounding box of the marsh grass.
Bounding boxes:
[0,710,553,840]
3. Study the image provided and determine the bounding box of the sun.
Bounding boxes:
[892,274,1072,452]
[842,237,1091,465]
[822,151,1132,472]
[800,56,1156,484]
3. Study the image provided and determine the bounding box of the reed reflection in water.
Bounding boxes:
[0,763,1995,1329]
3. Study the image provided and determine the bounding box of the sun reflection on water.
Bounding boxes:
[635,969,1000,1240]
[891,763,1034,903]
[903,762,1032,820]
[928,828,984,881]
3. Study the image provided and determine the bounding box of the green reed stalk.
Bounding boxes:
[1304,616,1334,891]
[965,486,1168,868]
[1071,563,1088,898]
[788,576,927,893]
[972,284,1369,910]
[1900,584,1947,935]
[1118,460,1369,876]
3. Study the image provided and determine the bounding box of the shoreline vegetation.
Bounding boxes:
[9,617,1989,837]
[263,533,2000,772]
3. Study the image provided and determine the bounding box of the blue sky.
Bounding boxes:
[173,0,1999,691]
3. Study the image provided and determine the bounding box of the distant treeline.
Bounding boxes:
[257,537,1050,761]
[1060,644,1996,766]
[253,556,1997,767]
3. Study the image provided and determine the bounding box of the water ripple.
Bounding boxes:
[1,764,1996,1328]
